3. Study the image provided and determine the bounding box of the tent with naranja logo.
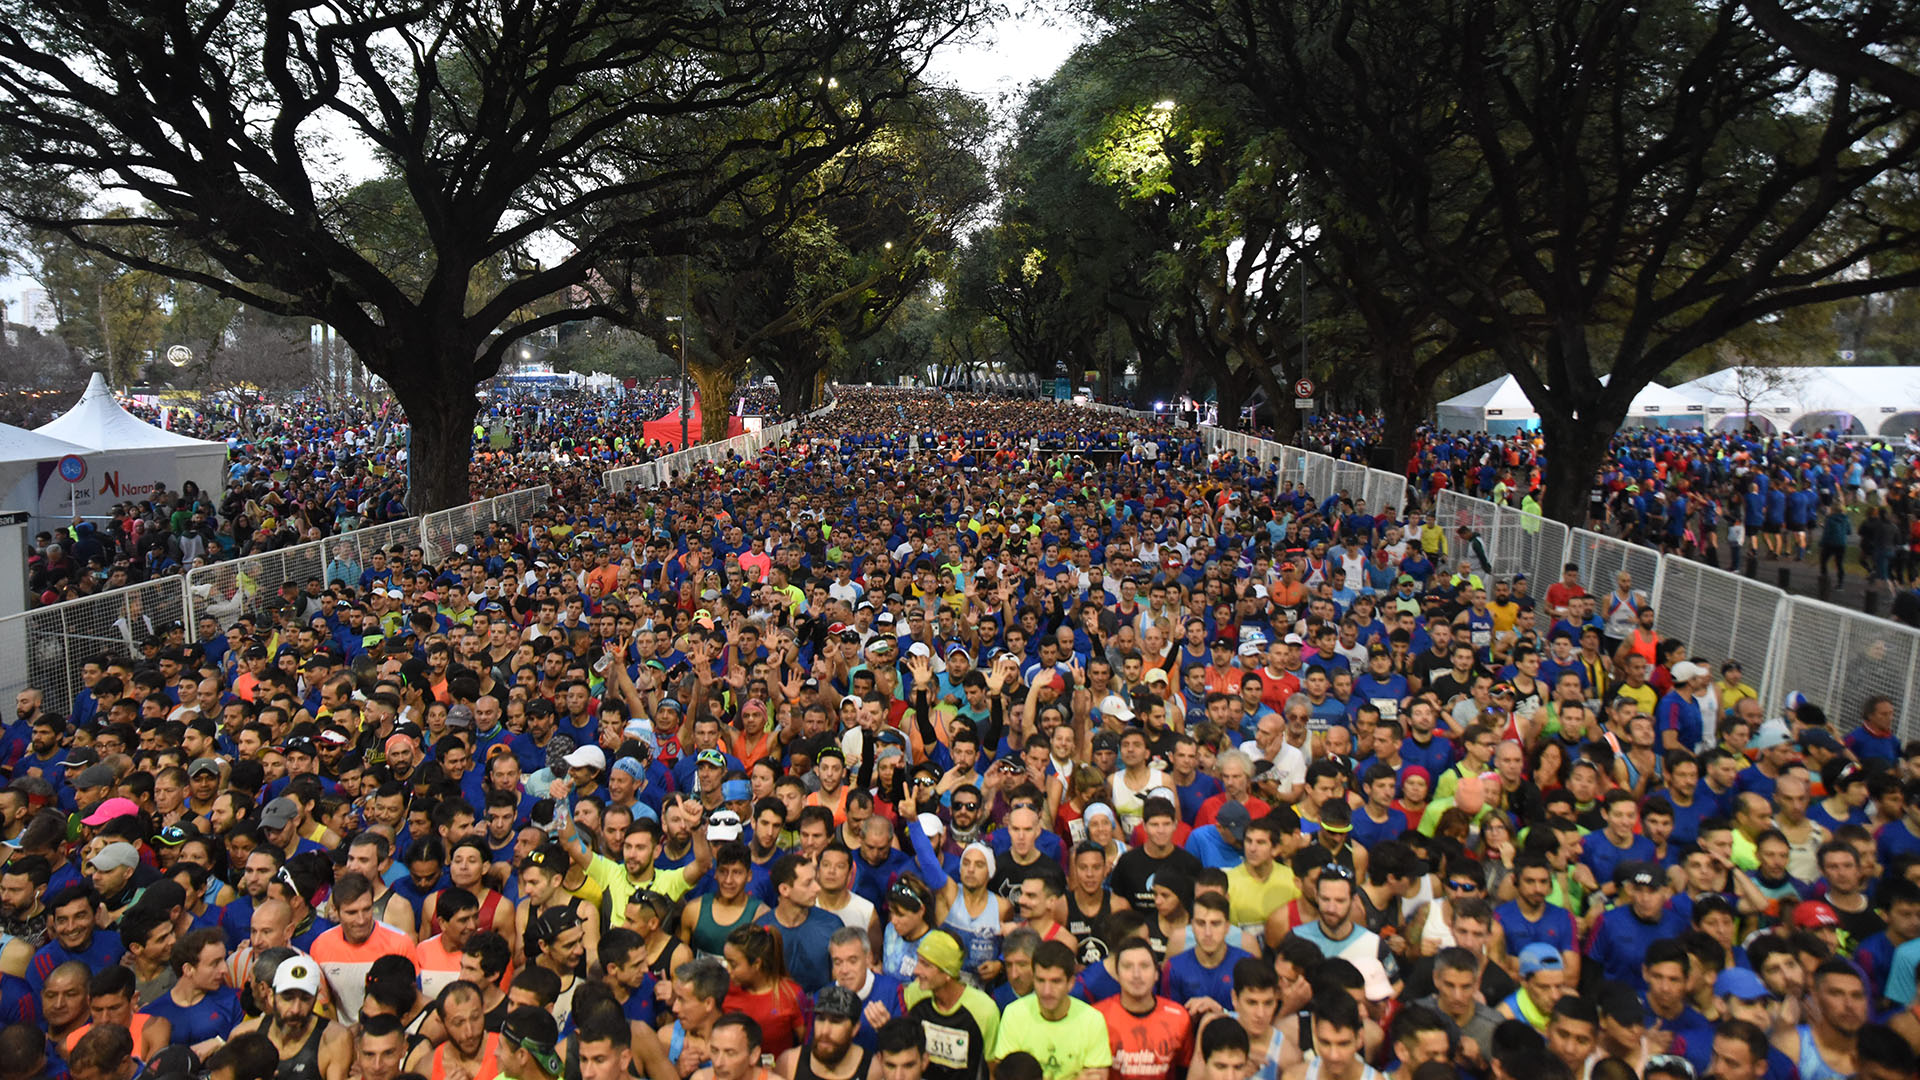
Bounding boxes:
[29,372,228,523]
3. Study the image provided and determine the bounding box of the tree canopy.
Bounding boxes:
[0,0,988,508]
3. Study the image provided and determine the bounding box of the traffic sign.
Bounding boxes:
[1294,399,1314,410]
[57,455,86,483]
[1293,378,1315,398]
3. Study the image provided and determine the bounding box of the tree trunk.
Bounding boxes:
[1215,374,1248,432]
[688,361,738,443]
[1535,405,1616,526]
[1379,346,1435,473]
[396,378,479,514]
[1269,395,1303,443]
[777,372,814,417]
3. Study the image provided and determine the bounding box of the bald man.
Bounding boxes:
[1772,774,1829,884]
[40,961,89,1049]
[229,898,295,993]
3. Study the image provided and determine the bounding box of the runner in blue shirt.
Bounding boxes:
[1492,854,1578,973]
[1587,862,1691,992]
[1160,894,1248,1011]
[1579,792,1655,902]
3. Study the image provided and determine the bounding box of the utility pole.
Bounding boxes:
[680,253,691,448]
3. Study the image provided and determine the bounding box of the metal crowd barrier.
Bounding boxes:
[2,487,553,712]
[1432,487,1913,739]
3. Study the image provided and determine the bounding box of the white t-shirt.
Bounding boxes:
[822,892,875,931]
[1241,739,1308,791]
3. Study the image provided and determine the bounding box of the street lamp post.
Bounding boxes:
[666,315,686,448]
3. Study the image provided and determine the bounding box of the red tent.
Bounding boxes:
[642,395,745,450]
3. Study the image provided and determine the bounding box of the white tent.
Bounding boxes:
[31,373,228,520]
[1670,366,1920,436]
[1440,373,1713,432]
[0,423,93,525]
[1436,375,1539,432]
[1604,375,1710,429]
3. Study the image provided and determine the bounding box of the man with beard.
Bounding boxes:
[12,716,66,787]
[944,783,986,852]
[0,854,50,968]
[230,956,351,1080]
[775,986,870,1080]
[530,906,586,1029]
[0,690,41,775]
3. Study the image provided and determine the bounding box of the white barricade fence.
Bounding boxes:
[186,539,328,632]
[603,393,829,494]
[1565,528,1664,619]
[0,577,193,715]
[1303,452,1336,504]
[1275,446,1307,491]
[1494,504,1572,593]
[1362,469,1409,517]
[192,487,552,631]
[318,517,425,587]
[1332,460,1370,506]
[419,496,492,565]
[1651,559,1787,710]
[1768,595,1920,741]
[1436,490,1502,551]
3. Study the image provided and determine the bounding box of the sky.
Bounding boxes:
[2,4,1086,316]
[930,1,1086,111]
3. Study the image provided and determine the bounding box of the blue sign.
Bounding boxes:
[57,455,86,483]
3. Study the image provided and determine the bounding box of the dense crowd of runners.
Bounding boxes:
[5,384,1920,1080]
[22,385,721,608]
[1298,418,1920,591]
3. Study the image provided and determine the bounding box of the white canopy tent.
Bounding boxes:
[31,373,229,520]
[1670,366,1920,436]
[0,423,94,527]
[1604,375,1710,429]
[1436,375,1539,433]
[1437,374,1706,433]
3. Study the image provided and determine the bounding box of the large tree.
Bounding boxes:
[1744,0,1920,111]
[1094,0,1920,522]
[630,87,992,432]
[0,0,985,510]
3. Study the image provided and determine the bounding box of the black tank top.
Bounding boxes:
[275,1021,328,1080]
[646,936,678,984]
[1068,891,1115,966]
[793,1044,871,1080]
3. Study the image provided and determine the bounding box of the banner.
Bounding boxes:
[35,450,184,521]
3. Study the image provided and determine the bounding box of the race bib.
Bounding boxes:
[925,1021,971,1070]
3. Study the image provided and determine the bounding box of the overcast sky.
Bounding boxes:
[3,5,1086,313]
